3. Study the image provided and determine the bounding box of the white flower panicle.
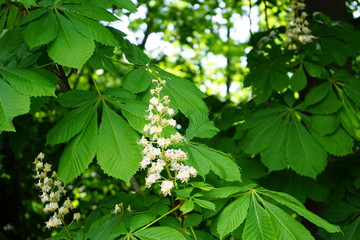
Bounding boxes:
[285,0,315,49]
[138,79,198,196]
[33,153,79,229]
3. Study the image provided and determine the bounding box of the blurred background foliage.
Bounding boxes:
[1,0,360,239]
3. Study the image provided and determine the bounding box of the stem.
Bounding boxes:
[92,78,102,96]
[190,227,198,240]
[62,221,74,240]
[134,204,181,234]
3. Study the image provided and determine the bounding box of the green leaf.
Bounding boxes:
[309,115,339,136]
[305,90,342,114]
[303,83,329,107]
[136,226,186,240]
[24,12,58,49]
[48,14,95,69]
[184,214,202,228]
[262,201,314,240]
[0,67,56,97]
[20,8,48,25]
[113,100,147,132]
[0,28,24,62]
[65,11,118,47]
[58,105,98,184]
[199,185,255,199]
[129,214,157,232]
[120,39,150,65]
[340,98,360,140]
[97,103,142,182]
[87,215,127,240]
[262,190,342,233]
[186,112,219,141]
[46,103,95,145]
[180,199,194,214]
[290,65,307,92]
[243,113,283,154]
[343,216,360,240]
[104,88,136,100]
[269,67,289,92]
[260,116,290,171]
[242,195,276,240]
[216,194,251,239]
[57,90,98,108]
[193,198,216,211]
[123,67,152,93]
[111,0,137,13]
[313,128,354,156]
[286,118,327,178]
[0,80,30,131]
[18,0,36,8]
[186,142,241,182]
[151,66,207,117]
[59,5,118,22]
[246,67,272,104]
[303,61,330,79]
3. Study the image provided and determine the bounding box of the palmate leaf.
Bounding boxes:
[260,115,290,171]
[242,194,276,240]
[313,128,354,156]
[243,104,329,178]
[57,90,98,108]
[65,11,118,47]
[286,117,327,178]
[0,80,30,131]
[59,5,118,22]
[186,112,219,141]
[23,11,57,49]
[263,201,314,240]
[135,226,186,240]
[111,100,147,132]
[97,103,142,182]
[111,0,137,13]
[46,102,96,145]
[290,64,307,92]
[122,67,152,94]
[0,67,56,97]
[216,194,251,239]
[58,104,98,184]
[48,13,95,69]
[185,142,241,182]
[261,190,341,234]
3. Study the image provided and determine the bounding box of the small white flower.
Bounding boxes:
[140,156,151,169]
[157,138,166,147]
[160,181,174,196]
[45,215,62,228]
[150,126,162,135]
[168,119,176,127]
[63,198,73,210]
[148,162,164,174]
[167,108,175,116]
[170,162,183,171]
[176,169,190,183]
[145,173,161,188]
[58,206,69,216]
[73,212,81,221]
[149,97,159,105]
[156,103,165,113]
[37,152,45,160]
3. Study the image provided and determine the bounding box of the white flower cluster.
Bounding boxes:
[284,0,315,49]
[139,79,198,196]
[34,153,80,229]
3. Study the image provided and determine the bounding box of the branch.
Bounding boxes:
[130,177,145,195]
